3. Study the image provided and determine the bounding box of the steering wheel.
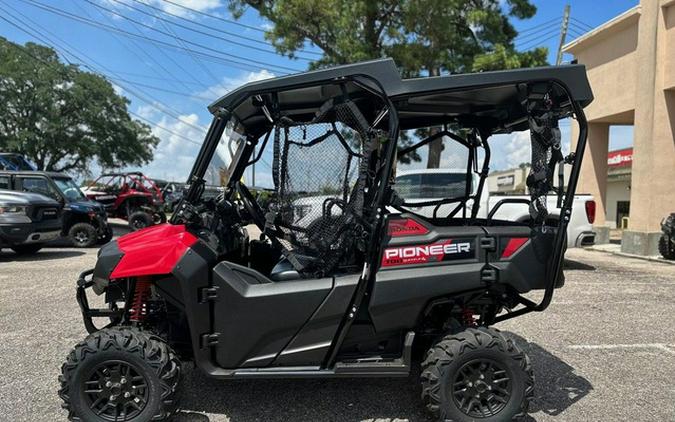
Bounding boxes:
[234,182,266,230]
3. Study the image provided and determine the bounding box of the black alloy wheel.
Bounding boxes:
[451,358,512,418]
[82,360,149,421]
[69,222,97,248]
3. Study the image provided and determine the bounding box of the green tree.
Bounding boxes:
[0,37,159,173]
[230,0,547,167]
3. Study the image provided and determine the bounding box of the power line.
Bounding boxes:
[129,111,202,146]
[74,0,209,96]
[26,0,302,73]
[515,16,562,38]
[159,0,267,33]
[0,5,209,133]
[87,0,311,61]
[19,0,298,74]
[112,0,320,59]
[568,21,591,36]
[518,33,560,52]
[514,27,560,46]
[570,17,594,31]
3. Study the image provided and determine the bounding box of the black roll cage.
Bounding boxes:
[177,70,588,366]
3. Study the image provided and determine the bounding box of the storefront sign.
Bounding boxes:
[497,175,515,186]
[608,148,633,167]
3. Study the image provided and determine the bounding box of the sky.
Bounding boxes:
[0,0,639,184]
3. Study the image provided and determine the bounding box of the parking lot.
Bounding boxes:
[1,233,674,422]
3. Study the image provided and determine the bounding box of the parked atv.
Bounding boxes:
[659,213,675,260]
[0,170,112,247]
[61,59,593,421]
[82,172,166,230]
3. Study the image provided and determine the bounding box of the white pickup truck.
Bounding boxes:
[294,169,596,248]
[394,169,596,248]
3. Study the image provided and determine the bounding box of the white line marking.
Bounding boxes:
[568,344,675,355]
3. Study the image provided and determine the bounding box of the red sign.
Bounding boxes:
[607,148,633,167]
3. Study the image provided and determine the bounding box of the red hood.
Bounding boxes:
[110,224,198,278]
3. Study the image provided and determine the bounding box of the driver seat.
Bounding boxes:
[269,258,301,282]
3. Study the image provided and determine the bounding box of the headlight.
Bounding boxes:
[0,205,27,215]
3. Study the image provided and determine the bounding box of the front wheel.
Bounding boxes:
[59,327,181,421]
[68,222,98,248]
[421,327,534,421]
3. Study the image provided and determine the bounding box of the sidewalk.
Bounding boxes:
[587,243,675,265]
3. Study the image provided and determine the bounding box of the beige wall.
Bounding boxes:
[574,22,638,123]
[565,0,675,234]
[665,4,675,90]
[606,180,631,228]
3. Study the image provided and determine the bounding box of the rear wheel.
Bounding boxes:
[659,235,675,260]
[69,223,98,248]
[10,244,43,255]
[421,327,533,421]
[128,211,153,231]
[59,327,181,421]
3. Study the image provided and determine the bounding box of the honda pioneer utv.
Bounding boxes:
[60,59,592,421]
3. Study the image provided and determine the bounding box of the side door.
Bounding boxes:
[0,174,11,190]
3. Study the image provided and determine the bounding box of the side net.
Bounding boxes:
[266,99,382,276]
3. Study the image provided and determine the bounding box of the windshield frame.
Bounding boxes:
[53,177,86,202]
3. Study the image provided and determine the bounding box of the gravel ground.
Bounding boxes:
[1,238,674,421]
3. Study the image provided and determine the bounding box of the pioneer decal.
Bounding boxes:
[387,218,430,237]
[381,239,474,267]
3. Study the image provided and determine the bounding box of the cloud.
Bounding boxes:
[147,0,225,18]
[127,111,206,182]
[196,69,275,101]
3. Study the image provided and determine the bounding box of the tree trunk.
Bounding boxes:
[426,67,443,169]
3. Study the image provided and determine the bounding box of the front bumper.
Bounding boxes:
[0,220,62,246]
[76,269,124,334]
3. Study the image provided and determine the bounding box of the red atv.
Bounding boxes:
[83,172,166,230]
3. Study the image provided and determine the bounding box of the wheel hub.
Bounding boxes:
[451,358,512,418]
[83,360,149,421]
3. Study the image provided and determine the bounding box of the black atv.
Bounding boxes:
[659,213,675,260]
[61,59,593,421]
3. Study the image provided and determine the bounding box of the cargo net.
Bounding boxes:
[267,99,378,276]
[527,90,563,224]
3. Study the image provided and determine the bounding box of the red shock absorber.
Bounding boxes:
[462,308,477,327]
[129,278,152,323]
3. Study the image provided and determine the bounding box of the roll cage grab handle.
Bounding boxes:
[495,85,588,323]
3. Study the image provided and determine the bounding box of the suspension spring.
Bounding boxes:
[462,307,477,327]
[129,278,152,323]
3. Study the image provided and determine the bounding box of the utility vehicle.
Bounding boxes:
[0,171,112,247]
[659,213,675,260]
[0,152,35,171]
[60,59,592,421]
[0,189,61,254]
[82,172,166,230]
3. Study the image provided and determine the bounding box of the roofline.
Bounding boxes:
[563,5,641,54]
[208,58,594,115]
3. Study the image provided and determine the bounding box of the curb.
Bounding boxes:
[586,246,675,266]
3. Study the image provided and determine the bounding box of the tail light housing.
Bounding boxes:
[585,200,596,224]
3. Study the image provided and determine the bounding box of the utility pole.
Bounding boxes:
[556,4,571,65]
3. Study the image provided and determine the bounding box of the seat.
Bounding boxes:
[269,258,302,282]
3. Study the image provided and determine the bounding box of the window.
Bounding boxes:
[19,177,60,200]
[395,172,471,200]
[0,176,10,190]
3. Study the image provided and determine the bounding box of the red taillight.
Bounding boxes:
[585,200,596,224]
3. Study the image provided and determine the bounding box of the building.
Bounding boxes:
[563,0,675,255]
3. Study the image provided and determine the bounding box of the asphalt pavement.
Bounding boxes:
[0,237,673,421]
